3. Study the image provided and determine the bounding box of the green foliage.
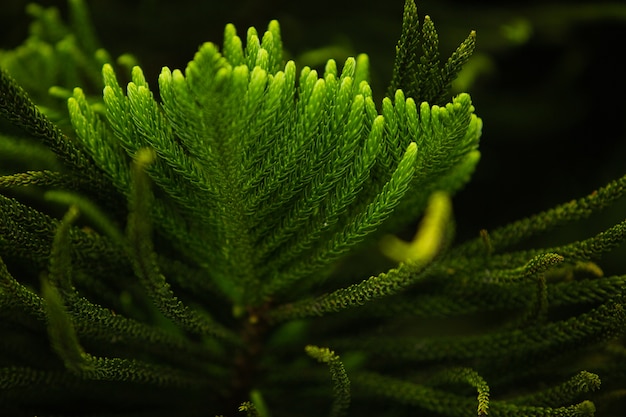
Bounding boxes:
[0,0,625,416]
[387,0,476,105]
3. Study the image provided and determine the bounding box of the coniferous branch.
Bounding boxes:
[387,0,420,100]
[387,0,477,105]
[42,268,91,374]
[305,345,351,417]
[354,273,626,322]
[0,253,47,322]
[455,173,626,257]
[40,206,214,387]
[268,190,452,322]
[126,148,239,343]
[352,371,598,417]
[62,9,481,309]
[510,371,601,407]
[331,299,625,362]
[0,69,92,172]
[2,0,626,415]
[0,69,118,212]
[427,367,490,416]
[261,141,419,299]
[0,193,57,263]
[0,170,74,188]
[351,371,489,417]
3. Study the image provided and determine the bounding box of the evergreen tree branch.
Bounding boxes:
[387,0,476,106]
[0,171,74,188]
[0,254,46,322]
[511,371,601,407]
[125,148,239,343]
[387,0,420,100]
[268,190,450,322]
[352,371,596,417]
[263,141,417,300]
[305,345,351,417]
[332,300,625,362]
[455,174,626,257]
[428,367,490,416]
[0,68,107,188]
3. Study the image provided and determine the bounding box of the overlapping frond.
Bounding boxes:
[388,0,477,105]
[66,16,480,307]
[2,0,626,416]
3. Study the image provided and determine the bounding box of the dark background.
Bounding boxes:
[2,0,626,271]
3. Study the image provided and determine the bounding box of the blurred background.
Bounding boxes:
[2,0,626,272]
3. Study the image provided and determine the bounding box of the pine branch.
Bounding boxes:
[332,299,625,362]
[0,69,92,173]
[3,1,626,415]
[511,371,601,408]
[428,367,490,416]
[0,170,72,188]
[352,371,596,417]
[387,0,477,105]
[268,191,451,322]
[305,345,351,417]
[0,254,47,322]
[455,173,626,257]
[352,371,485,417]
[126,148,239,343]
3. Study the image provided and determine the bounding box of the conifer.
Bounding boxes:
[1,1,625,416]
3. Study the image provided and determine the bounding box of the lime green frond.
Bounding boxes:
[262,141,418,299]
[79,23,480,305]
[5,1,626,415]
[380,191,453,263]
[68,87,130,190]
[380,92,481,230]
[268,189,452,321]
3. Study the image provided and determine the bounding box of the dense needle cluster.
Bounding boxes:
[1,0,625,416]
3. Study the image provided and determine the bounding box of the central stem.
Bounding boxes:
[227,303,271,413]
